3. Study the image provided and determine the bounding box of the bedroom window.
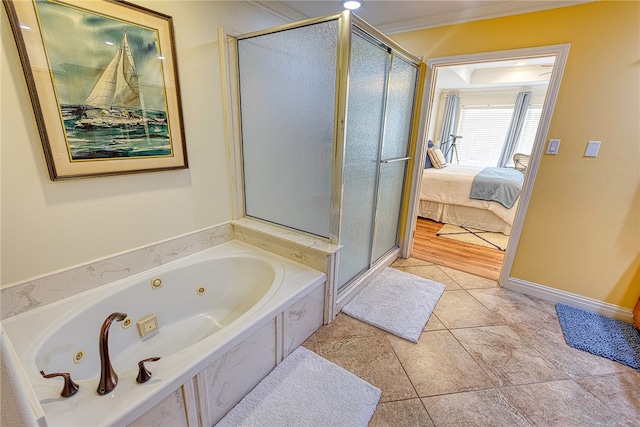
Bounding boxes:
[456,106,511,166]
[455,105,542,167]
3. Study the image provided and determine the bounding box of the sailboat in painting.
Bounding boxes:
[62,29,171,159]
[75,30,152,128]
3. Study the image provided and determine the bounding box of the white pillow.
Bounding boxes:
[427,147,447,169]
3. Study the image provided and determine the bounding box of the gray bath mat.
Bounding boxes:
[556,303,640,370]
[343,267,446,343]
[215,346,381,427]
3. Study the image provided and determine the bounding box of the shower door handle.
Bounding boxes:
[380,156,411,164]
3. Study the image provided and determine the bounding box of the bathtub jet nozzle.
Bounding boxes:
[97,312,127,395]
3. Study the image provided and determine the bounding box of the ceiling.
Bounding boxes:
[273,1,570,89]
[436,57,556,90]
[276,0,591,33]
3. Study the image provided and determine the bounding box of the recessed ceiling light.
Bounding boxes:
[342,0,362,10]
[514,62,527,66]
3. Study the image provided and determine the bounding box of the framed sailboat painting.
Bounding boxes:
[4,0,188,180]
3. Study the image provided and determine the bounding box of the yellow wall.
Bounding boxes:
[392,1,640,309]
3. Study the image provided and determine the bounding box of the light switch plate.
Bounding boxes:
[547,139,561,155]
[585,141,601,157]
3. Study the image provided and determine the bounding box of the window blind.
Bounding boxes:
[456,107,512,166]
[456,105,542,167]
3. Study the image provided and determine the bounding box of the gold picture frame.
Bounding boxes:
[4,0,188,180]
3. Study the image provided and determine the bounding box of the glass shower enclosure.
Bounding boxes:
[234,11,421,297]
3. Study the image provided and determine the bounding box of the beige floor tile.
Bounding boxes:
[314,312,385,343]
[451,325,568,386]
[316,335,417,402]
[433,290,503,329]
[300,333,318,353]
[575,372,640,425]
[306,263,638,426]
[468,287,558,324]
[438,265,499,289]
[369,399,434,427]
[500,380,622,426]
[422,389,531,427]
[424,313,446,331]
[387,330,495,397]
[392,257,434,268]
[392,265,462,290]
[509,320,634,378]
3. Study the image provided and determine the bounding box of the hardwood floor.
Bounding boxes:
[411,217,505,281]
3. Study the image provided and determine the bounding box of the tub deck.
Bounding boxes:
[2,240,326,426]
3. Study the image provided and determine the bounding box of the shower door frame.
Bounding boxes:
[332,12,423,311]
[226,11,425,319]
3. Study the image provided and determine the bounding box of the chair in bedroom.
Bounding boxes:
[513,153,530,172]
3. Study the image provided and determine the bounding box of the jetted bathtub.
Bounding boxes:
[2,240,326,426]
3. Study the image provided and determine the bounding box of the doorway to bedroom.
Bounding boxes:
[407,45,570,282]
[413,217,504,280]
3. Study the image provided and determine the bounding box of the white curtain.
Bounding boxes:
[498,91,532,167]
[438,94,459,162]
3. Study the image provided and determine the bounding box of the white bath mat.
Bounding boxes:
[343,267,446,343]
[215,346,381,427]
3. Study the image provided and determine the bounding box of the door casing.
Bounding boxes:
[402,44,571,286]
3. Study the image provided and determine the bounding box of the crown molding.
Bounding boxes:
[375,1,593,34]
[248,0,310,23]
[248,1,594,35]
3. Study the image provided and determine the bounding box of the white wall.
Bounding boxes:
[1,1,286,286]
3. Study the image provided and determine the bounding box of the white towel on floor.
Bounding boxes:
[215,347,380,427]
[343,267,446,343]
[1,325,41,427]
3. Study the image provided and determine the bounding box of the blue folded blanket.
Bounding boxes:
[469,167,524,208]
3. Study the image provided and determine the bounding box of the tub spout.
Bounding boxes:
[97,312,127,395]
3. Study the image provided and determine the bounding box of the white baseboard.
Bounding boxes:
[503,277,634,323]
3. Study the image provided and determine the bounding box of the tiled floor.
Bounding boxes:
[302,257,640,426]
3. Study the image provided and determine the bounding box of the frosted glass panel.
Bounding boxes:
[238,21,338,238]
[382,57,417,160]
[372,56,418,262]
[372,162,406,262]
[337,33,389,290]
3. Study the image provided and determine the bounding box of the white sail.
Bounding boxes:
[85,31,140,109]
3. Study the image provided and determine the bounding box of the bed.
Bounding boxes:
[418,164,523,235]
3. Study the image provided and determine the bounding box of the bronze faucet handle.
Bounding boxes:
[40,370,79,398]
[136,357,161,384]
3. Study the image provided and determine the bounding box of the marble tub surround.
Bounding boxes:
[232,218,341,272]
[1,217,339,320]
[303,257,640,426]
[1,222,233,320]
[232,218,342,322]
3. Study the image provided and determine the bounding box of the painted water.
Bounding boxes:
[62,105,171,160]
